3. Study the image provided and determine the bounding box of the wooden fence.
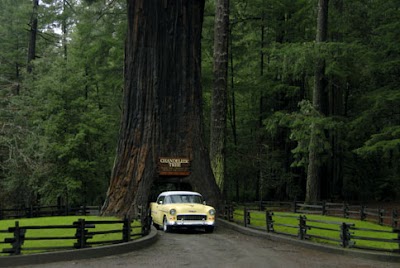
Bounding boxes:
[0,217,149,256]
[235,201,399,228]
[222,205,400,254]
[0,205,100,220]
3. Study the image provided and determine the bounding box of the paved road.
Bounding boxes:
[19,227,397,268]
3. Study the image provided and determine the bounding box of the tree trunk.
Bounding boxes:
[62,0,68,59]
[210,0,229,192]
[228,26,239,200]
[101,0,221,218]
[306,123,321,202]
[306,0,329,203]
[327,0,344,200]
[229,26,237,147]
[312,0,328,113]
[27,0,38,73]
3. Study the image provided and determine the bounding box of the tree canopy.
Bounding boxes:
[0,0,398,209]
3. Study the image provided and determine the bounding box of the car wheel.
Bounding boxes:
[163,216,171,233]
[205,226,214,233]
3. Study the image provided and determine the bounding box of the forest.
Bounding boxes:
[0,0,399,209]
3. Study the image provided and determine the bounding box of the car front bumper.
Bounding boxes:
[173,220,215,226]
[166,218,215,227]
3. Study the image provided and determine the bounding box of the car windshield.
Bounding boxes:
[165,195,203,204]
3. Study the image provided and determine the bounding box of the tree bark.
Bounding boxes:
[312,0,328,113]
[210,0,229,192]
[27,0,38,73]
[62,0,68,59]
[306,0,329,203]
[102,0,221,218]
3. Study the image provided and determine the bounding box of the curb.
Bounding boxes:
[0,227,158,267]
[218,219,400,263]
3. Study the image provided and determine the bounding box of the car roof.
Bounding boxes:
[158,191,202,197]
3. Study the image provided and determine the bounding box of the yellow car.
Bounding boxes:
[150,191,216,233]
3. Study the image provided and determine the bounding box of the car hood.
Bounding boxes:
[163,203,214,214]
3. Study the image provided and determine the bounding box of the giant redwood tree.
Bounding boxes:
[101,0,221,218]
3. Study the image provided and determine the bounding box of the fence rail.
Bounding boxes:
[0,205,101,220]
[234,201,399,228]
[223,204,400,254]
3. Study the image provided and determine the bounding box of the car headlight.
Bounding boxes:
[169,209,176,215]
[209,209,216,216]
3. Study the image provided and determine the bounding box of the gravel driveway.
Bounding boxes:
[17,227,397,268]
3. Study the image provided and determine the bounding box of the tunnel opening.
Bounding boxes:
[149,176,193,202]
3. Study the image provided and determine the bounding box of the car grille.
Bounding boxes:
[177,215,207,221]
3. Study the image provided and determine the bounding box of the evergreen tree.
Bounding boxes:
[0,0,36,207]
[306,0,329,203]
[1,0,124,207]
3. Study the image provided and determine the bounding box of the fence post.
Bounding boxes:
[137,205,142,221]
[244,207,247,227]
[360,205,366,221]
[343,202,348,218]
[392,210,398,228]
[259,201,264,211]
[224,204,232,221]
[378,209,384,225]
[396,229,400,253]
[74,218,88,249]
[322,202,326,215]
[223,205,228,220]
[293,200,297,213]
[123,216,131,242]
[298,215,307,240]
[223,205,227,220]
[10,221,25,255]
[143,207,151,236]
[244,207,250,227]
[265,211,274,233]
[36,205,40,217]
[228,205,233,222]
[340,223,352,248]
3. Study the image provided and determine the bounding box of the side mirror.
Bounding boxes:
[203,201,207,205]
[158,200,163,205]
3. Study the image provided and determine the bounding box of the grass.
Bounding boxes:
[233,209,399,252]
[0,216,141,256]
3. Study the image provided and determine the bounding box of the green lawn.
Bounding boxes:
[234,210,399,251]
[0,216,141,256]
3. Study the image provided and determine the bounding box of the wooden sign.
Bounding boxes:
[158,157,191,176]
